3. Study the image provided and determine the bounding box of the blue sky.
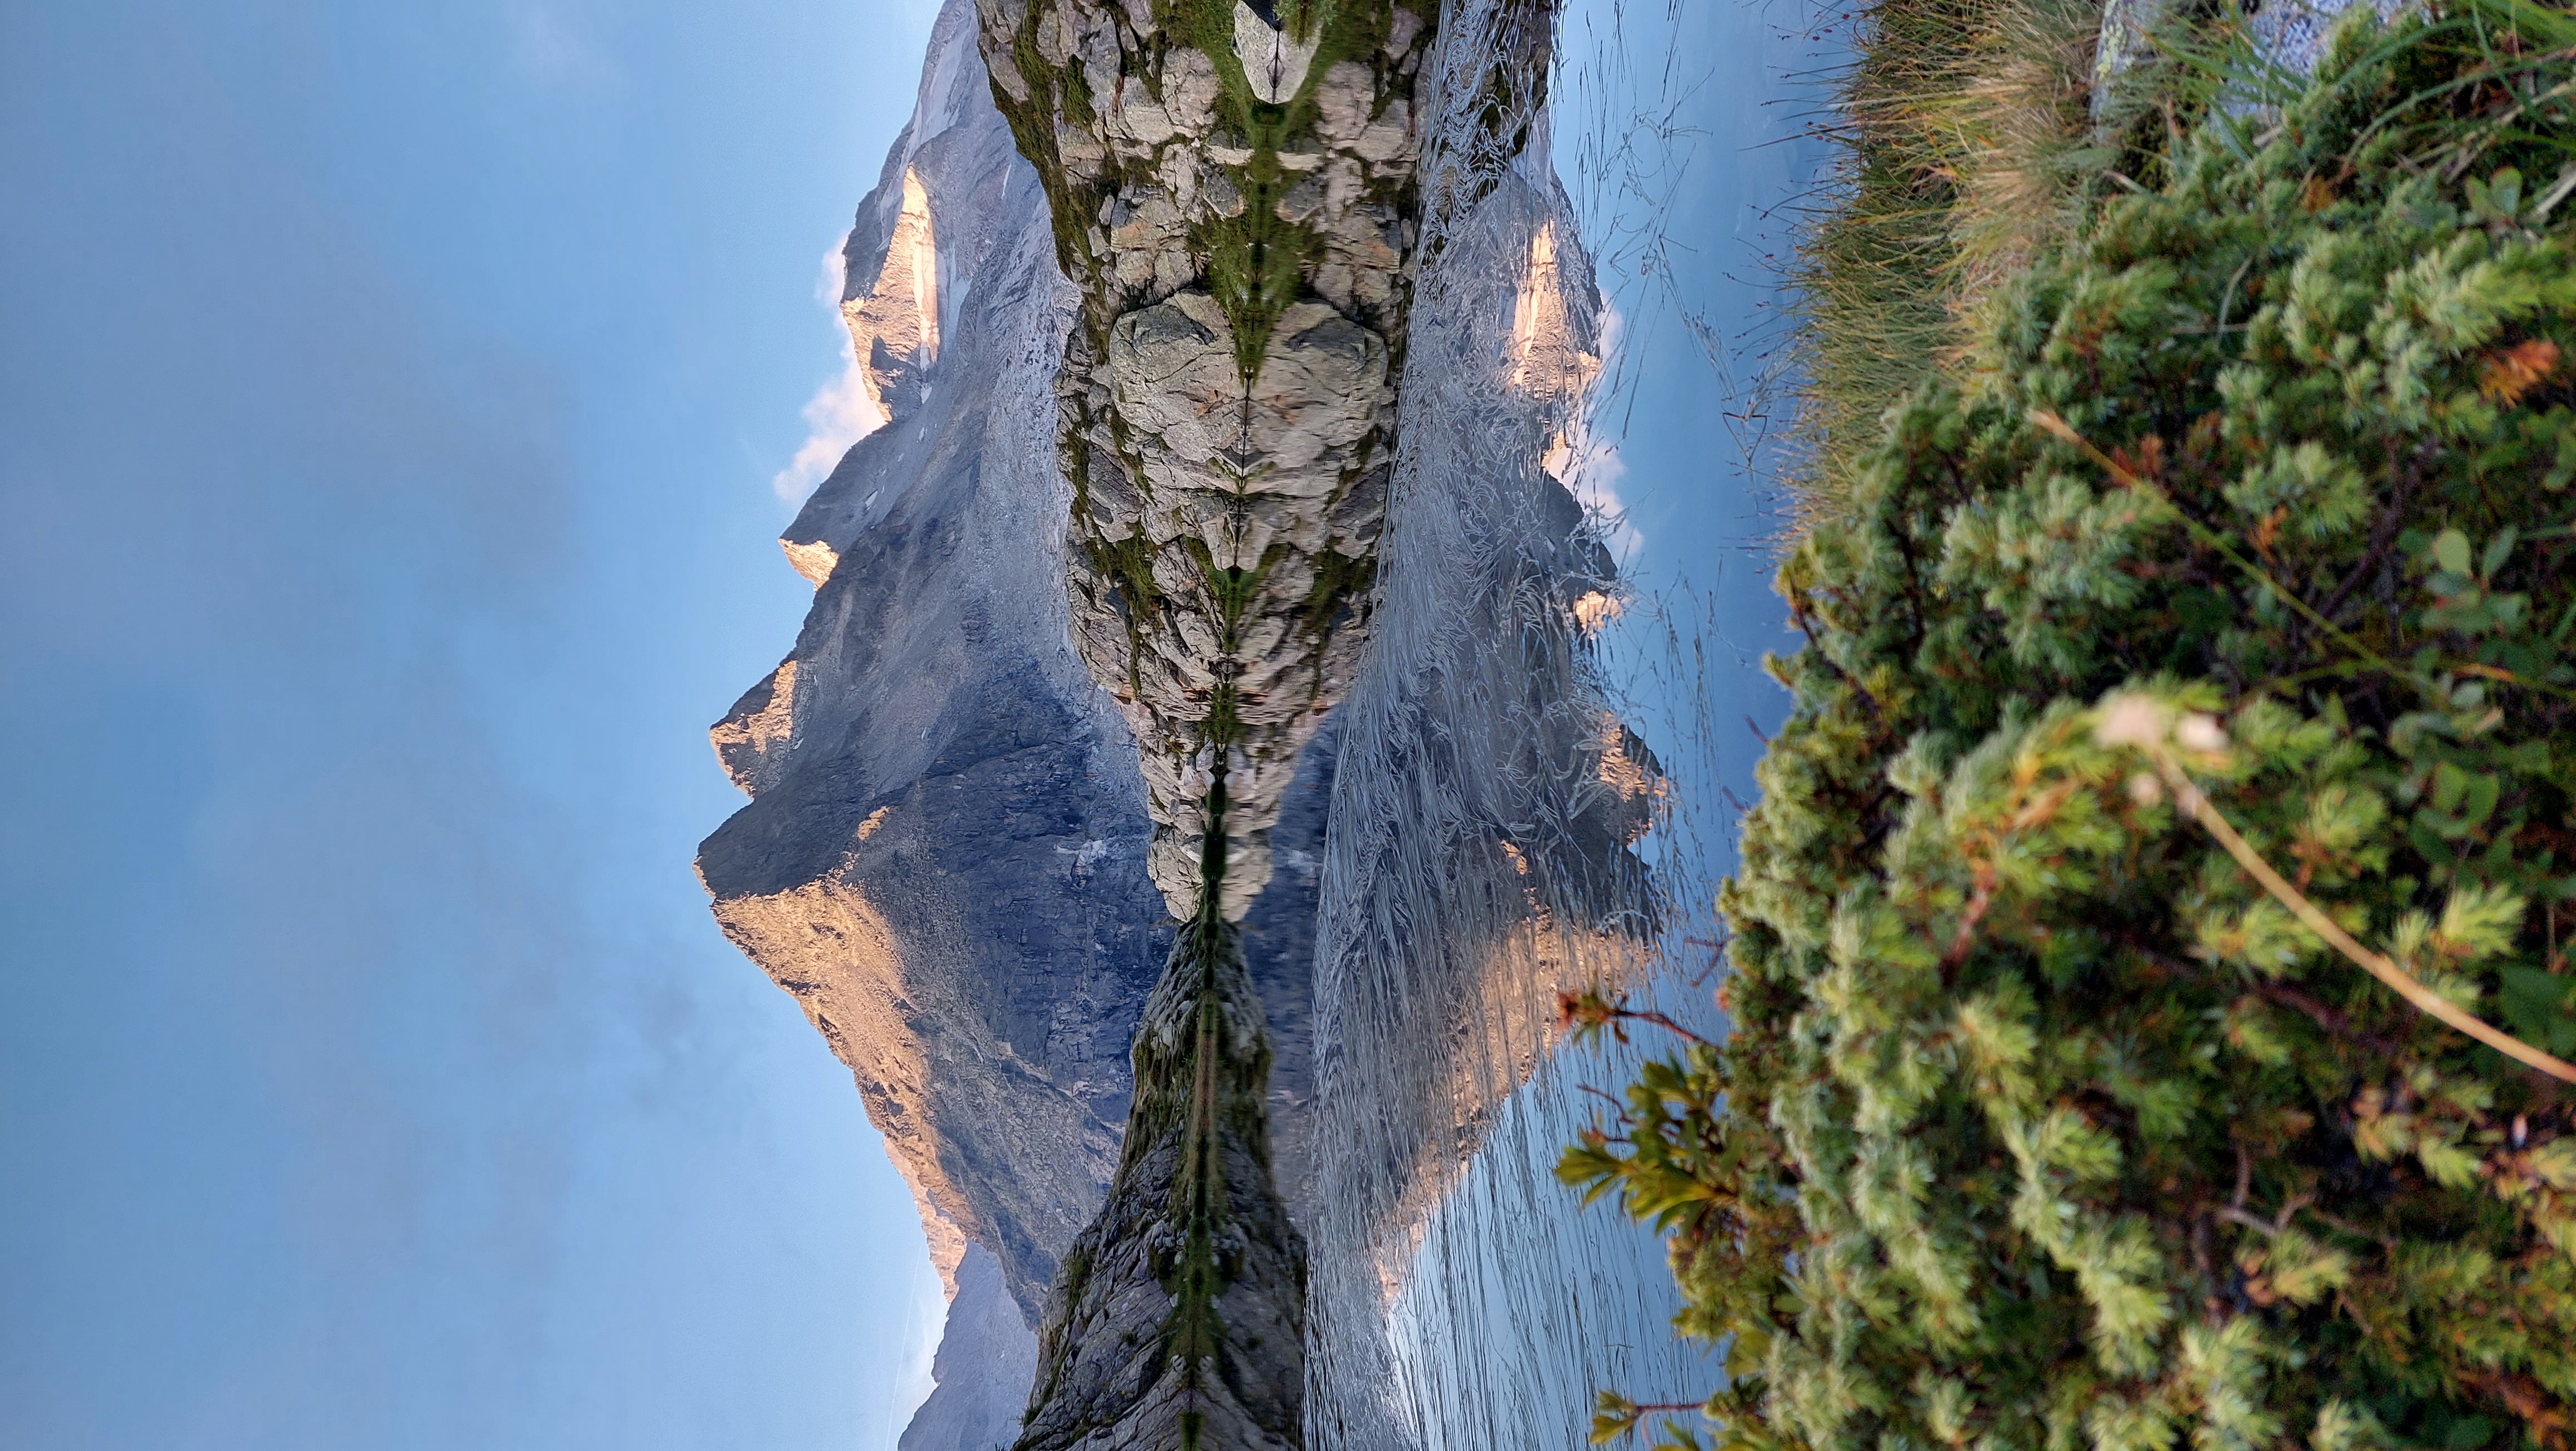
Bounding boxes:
[0,0,1828,1445]
[1,2,950,1447]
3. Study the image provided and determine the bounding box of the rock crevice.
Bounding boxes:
[978,0,1433,923]
[965,1,1448,1445]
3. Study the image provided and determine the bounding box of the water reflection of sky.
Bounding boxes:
[1368,3,1850,1444]
[1563,0,1837,752]
[1567,0,1856,1022]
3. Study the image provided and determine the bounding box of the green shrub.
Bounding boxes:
[1570,8,2576,1449]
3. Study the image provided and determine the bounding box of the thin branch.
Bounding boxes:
[2148,748,2576,1084]
[2217,1205,2279,1238]
[1622,1007,1714,1046]
[2218,1192,2312,1239]
[1581,1083,1636,1121]
[2297,1204,2401,1256]
[2251,978,2403,1055]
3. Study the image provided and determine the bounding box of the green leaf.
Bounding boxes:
[1591,1392,1640,1445]
[2436,881,2524,958]
[2418,1134,2482,1190]
[1722,1326,1771,1379]
[2434,528,2472,576]
[2497,966,2576,1054]
[2480,527,2516,580]
[2432,761,2469,814]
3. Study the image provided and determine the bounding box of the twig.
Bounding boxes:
[1623,1008,1713,1046]
[1942,875,1996,969]
[2217,1205,2279,1237]
[1580,1083,1634,1120]
[2035,408,2576,706]
[2297,1204,2399,1255]
[2219,1192,2314,1239]
[2141,742,2576,1083]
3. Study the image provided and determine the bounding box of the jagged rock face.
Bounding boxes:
[963,4,1451,1448]
[903,1245,1045,1451]
[975,0,1432,922]
[850,169,946,430]
[697,0,1146,1317]
[1013,927,1307,1451]
[695,0,1326,1358]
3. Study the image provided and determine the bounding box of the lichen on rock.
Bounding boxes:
[977,0,1431,924]
[969,1,1440,1445]
[1012,917,1309,1451]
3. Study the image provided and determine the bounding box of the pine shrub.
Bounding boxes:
[1569,8,2576,1448]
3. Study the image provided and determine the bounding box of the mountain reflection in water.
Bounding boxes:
[1304,0,1833,1445]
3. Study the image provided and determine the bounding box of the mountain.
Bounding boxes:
[694,1,1329,1442]
[700,2,1645,1445]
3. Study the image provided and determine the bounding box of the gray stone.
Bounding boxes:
[980,0,1434,927]
[696,3,1336,1446]
[968,2,1457,1447]
[901,1246,1043,1451]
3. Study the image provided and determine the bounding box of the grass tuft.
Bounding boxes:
[1780,0,2117,531]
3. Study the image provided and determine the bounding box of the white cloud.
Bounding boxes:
[1557,304,1643,566]
[1569,434,1641,563]
[772,246,884,507]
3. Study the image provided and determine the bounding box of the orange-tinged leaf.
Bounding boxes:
[2480,339,2562,406]
[2251,507,2287,562]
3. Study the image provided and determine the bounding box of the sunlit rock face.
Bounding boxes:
[700,0,1142,1322]
[697,2,1333,1447]
[852,169,946,426]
